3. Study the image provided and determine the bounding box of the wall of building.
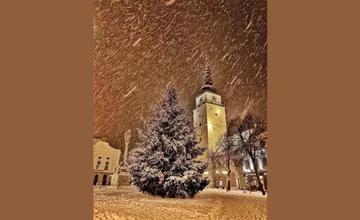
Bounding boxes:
[195,92,222,107]
[194,94,227,153]
[93,139,121,185]
[193,104,208,160]
[93,139,121,173]
[205,103,227,152]
[194,91,228,188]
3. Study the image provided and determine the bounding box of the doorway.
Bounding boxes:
[93,174,98,185]
[102,174,107,185]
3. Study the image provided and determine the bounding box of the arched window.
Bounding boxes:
[96,161,101,170]
[104,161,109,170]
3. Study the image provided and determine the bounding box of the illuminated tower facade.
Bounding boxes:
[193,64,227,188]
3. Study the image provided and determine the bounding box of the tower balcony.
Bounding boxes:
[197,100,224,107]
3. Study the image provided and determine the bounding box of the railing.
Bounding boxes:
[197,100,224,107]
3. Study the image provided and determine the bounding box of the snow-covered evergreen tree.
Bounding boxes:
[129,86,209,198]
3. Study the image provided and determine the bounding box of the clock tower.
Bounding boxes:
[193,64,227,188]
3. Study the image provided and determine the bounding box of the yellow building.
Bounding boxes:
[193,64,240,188]
[93,138,121,185]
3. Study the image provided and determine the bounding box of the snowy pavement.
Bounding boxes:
[93,186,267,220]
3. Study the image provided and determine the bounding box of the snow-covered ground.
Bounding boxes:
[94,186,267,220]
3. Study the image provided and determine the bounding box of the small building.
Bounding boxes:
[93,138,121,186]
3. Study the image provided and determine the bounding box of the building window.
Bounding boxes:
[98,156,101,159]
[215,113,218,116]
[200,123,201,126]
[199,137,202,142]
[263,157,267,167]
[106,157,109,160]
[96,161,101,170]
[244,160,250,170]
[104,161,109,170]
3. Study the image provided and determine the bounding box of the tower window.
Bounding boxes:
[199,137,202,142]
[104,161,109,170]
[96,161,101,170]
[106,157,109,160]
[98,156,101,159]
[199,123,202,126]
[215,113,218,116]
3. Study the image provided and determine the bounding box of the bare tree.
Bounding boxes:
[234,114,267,195]
[207,129,238,191]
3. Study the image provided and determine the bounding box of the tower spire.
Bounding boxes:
[200,63,216,93]
[203,63,213,86]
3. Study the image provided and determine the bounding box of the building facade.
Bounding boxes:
[93,138,121,186]
[232,131,268,190]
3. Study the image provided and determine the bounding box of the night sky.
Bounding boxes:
[93,0,267,151]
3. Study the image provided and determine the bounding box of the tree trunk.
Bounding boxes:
[251,155,266,195]
[227,170,231,191]
[226,153,231,191]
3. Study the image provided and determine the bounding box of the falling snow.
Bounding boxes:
[123,86,137,98]
[132,38,142,47]
[165,0,176,7]
[93,0,267,151]
[246,20,253,30]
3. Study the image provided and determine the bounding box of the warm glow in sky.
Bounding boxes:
[93,0,267,150]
